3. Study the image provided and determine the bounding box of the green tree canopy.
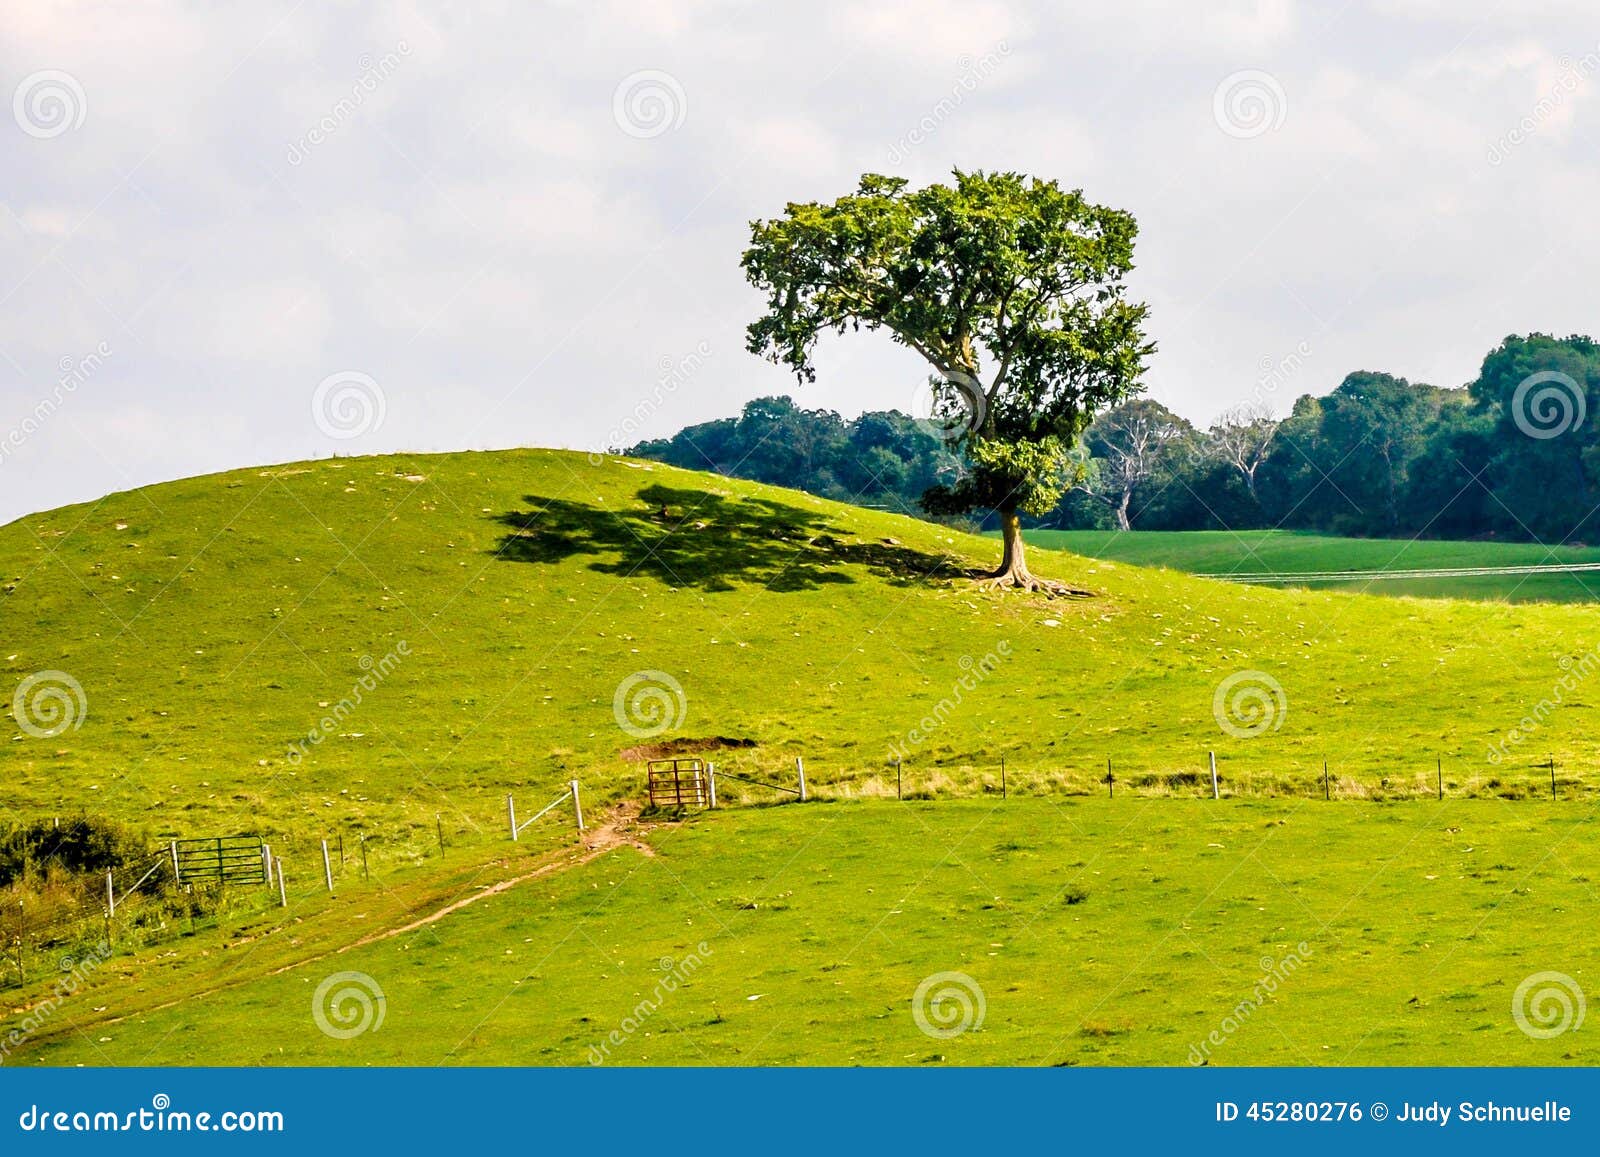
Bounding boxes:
[742,170,1153,591]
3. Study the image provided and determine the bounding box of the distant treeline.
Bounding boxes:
[627,333,1600,542]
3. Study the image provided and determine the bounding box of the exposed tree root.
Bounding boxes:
[972,567,1094,597]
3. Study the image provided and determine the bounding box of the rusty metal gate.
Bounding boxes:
[647,758,708,808]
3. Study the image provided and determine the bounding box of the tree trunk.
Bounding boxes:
[978,508,1090,596]
[1115,490,1133,532]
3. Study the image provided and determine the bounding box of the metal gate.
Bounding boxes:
[172,835,267,885]
[647,758,708,808]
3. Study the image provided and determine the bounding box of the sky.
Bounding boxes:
[3,0,1600,525]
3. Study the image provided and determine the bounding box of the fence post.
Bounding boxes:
[507,794,519,841]
[1001,754,1007,800]
[796,757,808,802]
[436,814,445,854]
[570,780,585,833]
[1551,756,1558,801]
[169,840,180,883]
[896,755,903,801]
[321,839,333,892]
[708,763,718,809]
[360,836,369,881]
[1209,751,1219,800]
[275,858,287,908]
[105,870,115,918]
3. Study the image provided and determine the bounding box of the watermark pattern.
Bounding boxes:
[11,670,87,739]
[1251,340,1312,408]
[312,371,386,439]
[1187,943,1313,1064]
[1512,971,1585,1039]
[587,944,712,1064]
[910,368,988,443]
[312,971,386,1039]
[887,43,1011,165]
[612,670,687,739]
[612,70,686,139]
[1212,69,1287,139]
[1,342,112,467]
[0,941,113,1065]
[1488,46,1600,165]
[912,970,986,1039]
[590,341,711,463]
[888,640,1012,763]
[286,642,409,765]
[286,42,412,166]
[1487,645,1600,764]
[1510,370,1585,440]
[12,70,86,139]
[1212,670,1287,739]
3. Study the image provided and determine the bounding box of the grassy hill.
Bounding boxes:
[4,450,1600,1066]
[1024,529,1600,603]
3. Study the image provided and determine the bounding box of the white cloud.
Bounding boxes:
[4,1,1600,524]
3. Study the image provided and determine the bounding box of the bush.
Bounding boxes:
[0,814,146,887]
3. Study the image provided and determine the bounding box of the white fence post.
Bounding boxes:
[796,756,808,802]
[707,762,718,809]
[275,858,287,908]
[507,794,518,841]
[1210,751,1219,800]
[321,839,333,892]
[261,844,272,889]
[169,840,180,883]
[105,870,115,918]
[570,779,585,833]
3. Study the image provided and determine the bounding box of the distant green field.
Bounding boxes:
[1023,530,1600,603]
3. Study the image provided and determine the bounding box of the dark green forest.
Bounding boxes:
[626,333,1600,542]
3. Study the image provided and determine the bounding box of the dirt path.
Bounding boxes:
[51,803,655,1033]
[341,801,655,951]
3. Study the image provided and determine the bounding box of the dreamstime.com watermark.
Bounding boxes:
[887,43,1011,165]
[1487,644,1600,764]
[1488,45,1600,166]
[312,971,386,1039]
[612,70,686,138]
[587,944,712,1064]
[286,642,409,765]
[10,670,87,738]
[1187,942,1313,1065]
[12,70,86,139]
[1212,669,1287,739]
[0,941,113,1065]
[1512,971,1585,1039]
[286,43,412,165]
[1251,340,1312,409]
[590,342,711,463]
[1213,69,1287,139]
[1509,369,1585,440]
[888,640,1013,763]
[1,343,112,467]
[16,1095,283,1134]
[312,370,386,439]
[913,970,986,1039]
[612,669,687,739]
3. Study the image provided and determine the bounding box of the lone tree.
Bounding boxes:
[742,170,1153,591]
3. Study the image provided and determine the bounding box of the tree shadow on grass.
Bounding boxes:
[490,484,966,592]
